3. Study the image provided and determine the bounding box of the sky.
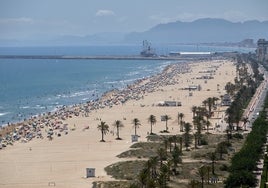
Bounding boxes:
[0,0,268,40]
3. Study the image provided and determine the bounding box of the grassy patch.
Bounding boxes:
[104,160,146,180]
[102,132,246,188]
[117,142,162,158]
[92,181,131,188]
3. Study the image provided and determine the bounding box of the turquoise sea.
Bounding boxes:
[0,44,255,126]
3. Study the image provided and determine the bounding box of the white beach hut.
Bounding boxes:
[86,168,95,178]
[131,135,138,142]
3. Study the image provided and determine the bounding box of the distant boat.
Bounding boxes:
[140,40,157,57]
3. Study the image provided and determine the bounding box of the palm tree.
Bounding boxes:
[129,183,139,188]
[184,122,192,151]
[192,107,205,130]
[138,168,149,188]
[132,118,141,136]
[166,159,172,180]
[226,128,231,144]
[206,165,211,184]
[188,179,199,188]
[168,136,173,153]
[212,97,219,106]
[196,106,207,118]
[194,132,198,149]
[148,156,158,179]
[225,108,233,141]
[163,115,171,132]
[171,146,182,171]
[241,116,249,131]
[206,97,214,117]
[202,99,208,110]
[208,152,216,175]
[179,136,183,153]
[146,179,156,188]
[113,120,124,140]
[157,170,167,188]
[148,114,156,135]
[216,142,227,160]
[225,82,236,96]
[205,119,211,134]
[193,116,204,146]
[163,138,169,156]
[191,106,198,119]
[158,163,171,187]
[172,135,178,148]
[197,165,207,188]
[178,112,184,132]
[97,121,109,142]
[157,147,167,167]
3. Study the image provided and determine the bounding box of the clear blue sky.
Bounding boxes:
[0,0,267,40]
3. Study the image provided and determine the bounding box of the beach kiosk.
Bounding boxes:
[86,168,95,178]
[131,135,138,142]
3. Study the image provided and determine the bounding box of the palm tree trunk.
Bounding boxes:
[101,130,104,141]
[207,170,210,184]
[212,161,215,175]
[117,126,119,139]
[180,138,183,153]
[166,120,168,131]
[194,134,197,149]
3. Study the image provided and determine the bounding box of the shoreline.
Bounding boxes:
[0,58,236,188]
[0,53,234,128]
[0,59,176,128]
[0,60,189,133]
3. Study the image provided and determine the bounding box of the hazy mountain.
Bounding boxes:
[124,18,268,43]
[0,32,126,46]
[52,32,126,46]
[1,18,268,46]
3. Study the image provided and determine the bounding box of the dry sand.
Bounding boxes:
[0,59,236,188]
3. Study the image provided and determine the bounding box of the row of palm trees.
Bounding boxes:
[97,95,217,142]
[97,115,157,142]
[224,57,262,132]
[96,114,192,143]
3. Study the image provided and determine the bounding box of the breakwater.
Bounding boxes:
[0,55,212,60]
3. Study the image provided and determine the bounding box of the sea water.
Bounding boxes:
[0,45,254,126]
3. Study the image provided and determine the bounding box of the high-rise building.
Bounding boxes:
[256,39,268,62]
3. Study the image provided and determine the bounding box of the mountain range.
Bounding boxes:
[124,18,268,44]
[1,18,268,46]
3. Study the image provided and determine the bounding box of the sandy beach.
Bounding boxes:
[0,59,236,188]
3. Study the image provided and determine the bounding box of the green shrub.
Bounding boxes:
[233,133,243,139]
[219,164,229,171]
